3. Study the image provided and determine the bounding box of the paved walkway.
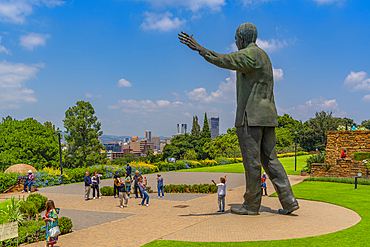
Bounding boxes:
[10,173,359,247]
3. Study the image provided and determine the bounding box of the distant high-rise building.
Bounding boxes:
[132,136,138,142]
[152,136,160,149]
[209,117,219,139]
[177,124,187,135]
[165,137,171,144]
[145,130,152,142]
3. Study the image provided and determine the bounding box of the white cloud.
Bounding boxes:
[312,0,345,5]
[0,36,10,55]
[278,97,347,120]
[134,0,226,12]
[19,33,50,51]
[140,11,186,32]
[0,60,43,109]
[0,0,65,24]
[117,78,132,87]
[256,38,288,53]
[343,71,370,92]
[273,68,284,82]
[108,105,120,109]
[240,0,274,6]
[85,93,93,98]
[186,71,236,103]
[362,95,370,103]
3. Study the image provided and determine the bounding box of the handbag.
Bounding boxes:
[49,224,61,237]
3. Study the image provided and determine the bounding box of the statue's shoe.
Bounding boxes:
[278,205,300,215]
[231,205,259,215]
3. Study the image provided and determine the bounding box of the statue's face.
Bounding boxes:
[235,34,245,50]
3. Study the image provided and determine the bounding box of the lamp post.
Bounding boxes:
[56,129,63,185]
[294,131,298,172]
[355,172,362,190]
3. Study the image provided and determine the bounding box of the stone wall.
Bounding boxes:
[325,130,370,165]
[311,159,369,178]
[311,130,370,178]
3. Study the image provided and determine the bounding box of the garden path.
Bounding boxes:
[11,174,361,247]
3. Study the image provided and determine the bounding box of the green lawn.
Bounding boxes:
[144,181,367,247]
[178,155,310,175]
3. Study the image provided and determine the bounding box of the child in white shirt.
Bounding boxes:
[212,174,227,213]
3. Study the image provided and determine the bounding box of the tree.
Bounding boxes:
[63,101,106,167]
[299,111,338,152]
[361,120,370,130]
[203,128,241,158]
[0,118,59,171]
[191,116,201,138]
[201,112,211,139]
[43,121,56,131]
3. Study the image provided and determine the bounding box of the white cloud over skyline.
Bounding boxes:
[0,36,10,55]
[0,60,43,109]
[140,11,186,32]
[134,0,226,12]
[19,33,50,51]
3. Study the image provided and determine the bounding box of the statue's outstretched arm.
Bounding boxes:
[179,31,251,73]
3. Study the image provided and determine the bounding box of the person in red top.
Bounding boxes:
[340,149,347,158]
[22,170,35,193]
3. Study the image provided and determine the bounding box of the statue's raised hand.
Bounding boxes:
[178,31,202,52]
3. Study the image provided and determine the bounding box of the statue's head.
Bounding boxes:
[235,23,258,50]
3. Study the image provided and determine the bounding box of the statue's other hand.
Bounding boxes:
[178,31,201,52]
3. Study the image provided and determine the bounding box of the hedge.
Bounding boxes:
[304,177,370,185]
[354,152,370,161]
[163,184,218,194]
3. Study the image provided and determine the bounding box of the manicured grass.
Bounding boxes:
[178,155,310,175]
[144,181,367,247]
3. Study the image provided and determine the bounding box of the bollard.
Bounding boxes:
[355,177,358,190]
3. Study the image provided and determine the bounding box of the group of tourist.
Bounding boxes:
[83,163,165,208]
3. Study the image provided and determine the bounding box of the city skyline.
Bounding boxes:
[0,0,369,137]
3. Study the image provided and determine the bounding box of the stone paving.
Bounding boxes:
[10,173,359,247]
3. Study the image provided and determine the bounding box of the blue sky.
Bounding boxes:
[0,0,369,137]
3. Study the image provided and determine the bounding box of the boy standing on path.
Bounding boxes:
[84,171,92,201]
[212,174,227,213]
[157,174,164,198]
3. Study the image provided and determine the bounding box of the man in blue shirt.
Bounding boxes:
[157,174,164,198]
[126,163,132,176]
[84,171,92,201]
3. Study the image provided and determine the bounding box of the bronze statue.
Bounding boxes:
[179,23,299,215]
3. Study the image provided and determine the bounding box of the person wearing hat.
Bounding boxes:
[22,170,35,193]
[113,171,121,198]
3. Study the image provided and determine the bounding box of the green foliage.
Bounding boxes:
[203,128,241,159]
[0,197,24,223]
[191,116,201,138]
[63,101,107,168]
[184,149,197,160]
[26,193,48,212]
[201,112,211,139]
[59,216,73,235]
[305,152,326,173]
[0,117,60,171]
[162,134,202,160]
[0,172,20,193]
[163,184,218,193]
[361,119,370,130]
[353,152,370,161]
[19,201,38,218]
[100,186,114,196]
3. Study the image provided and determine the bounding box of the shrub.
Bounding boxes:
[163,184,217,194]
[100,186,114,196]
[19,201,38,218]
[27,193,48,212]
[59,216,73,235]
[305,152,326,173]
[0,197,24,223]
[0,172,20,193]
[354,152,370,161]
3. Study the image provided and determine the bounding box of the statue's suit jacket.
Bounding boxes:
[199,43,278,127]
